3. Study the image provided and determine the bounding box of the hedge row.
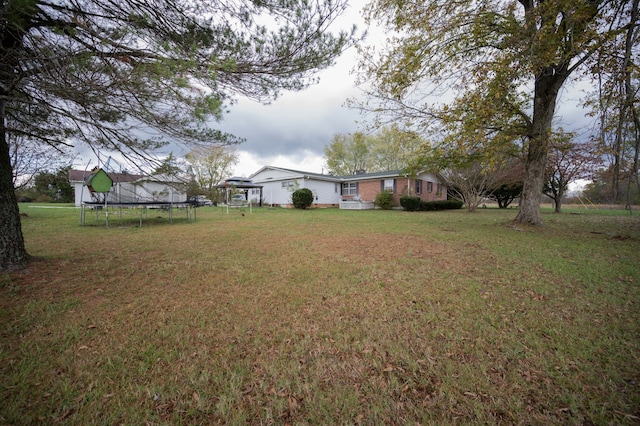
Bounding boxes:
[400,196,464,211]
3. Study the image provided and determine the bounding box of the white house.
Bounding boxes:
[249,166,448,208]
[249,166,341,207]
[68,169,188,206]
[128,174,188,204]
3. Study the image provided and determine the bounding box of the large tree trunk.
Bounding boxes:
[515,68,567,225]
[0,100,29,271]
[1,2,31,270]
[517,142,547,224]
[555,189,564,213]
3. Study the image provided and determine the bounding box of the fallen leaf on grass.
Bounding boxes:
[288,395,298,412]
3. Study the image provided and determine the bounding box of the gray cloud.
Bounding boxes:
[218,94,362,159]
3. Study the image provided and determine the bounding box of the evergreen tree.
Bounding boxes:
[0,0,356,270]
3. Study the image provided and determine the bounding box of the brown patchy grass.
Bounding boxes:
[1,205,639,424]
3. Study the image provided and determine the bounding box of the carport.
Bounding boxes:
[216,177,264,214]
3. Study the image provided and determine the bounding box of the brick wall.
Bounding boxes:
[354,178,446,206]
[357,181,381,202]
[415,180,446,203]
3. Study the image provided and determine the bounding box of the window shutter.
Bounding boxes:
[380,180,384,192]
[356,182,359,194]
[393,179,397,193]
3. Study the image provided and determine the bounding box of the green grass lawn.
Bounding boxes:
[2,204,639,425]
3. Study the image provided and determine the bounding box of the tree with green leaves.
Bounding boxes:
[33,165,74,203]
[185,145,238,199]
[354,0,632,225]
[368,124,422,171]
[323,132,370,175]
[323,125,422,175]
[0,0,357,270]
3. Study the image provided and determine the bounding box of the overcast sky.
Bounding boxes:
[207,0,596,179]
[74,0,595,179]
[213,48,365,177]
[214,0,370,178]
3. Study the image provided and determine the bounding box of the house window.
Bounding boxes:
[415,180,422,194]
[342,182,357,195]
[281,180,294,188]
[437,183,443,195]
[427,181,433,192]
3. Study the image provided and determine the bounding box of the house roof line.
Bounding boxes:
[249,166,338,182]
[249,165,317,179]
[250,166,437,183]
[339,170,406,180]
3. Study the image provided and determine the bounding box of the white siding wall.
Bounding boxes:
[256,178,341,206]
[251,167,343,207]
[73,183,94,206]
[248,188,262,204]
[138,181,186,202]
[260,180,294,206]
[252,168,302,206]
[304,180,341,205]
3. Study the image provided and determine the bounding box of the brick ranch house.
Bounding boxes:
[248,166,447,209]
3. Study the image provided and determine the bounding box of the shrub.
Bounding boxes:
[375,191,394,210]
[397,197,464,211]
[419,199,464,211]
[442,200,464,210]
[400,196,421,211]
[291,188,314,209]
